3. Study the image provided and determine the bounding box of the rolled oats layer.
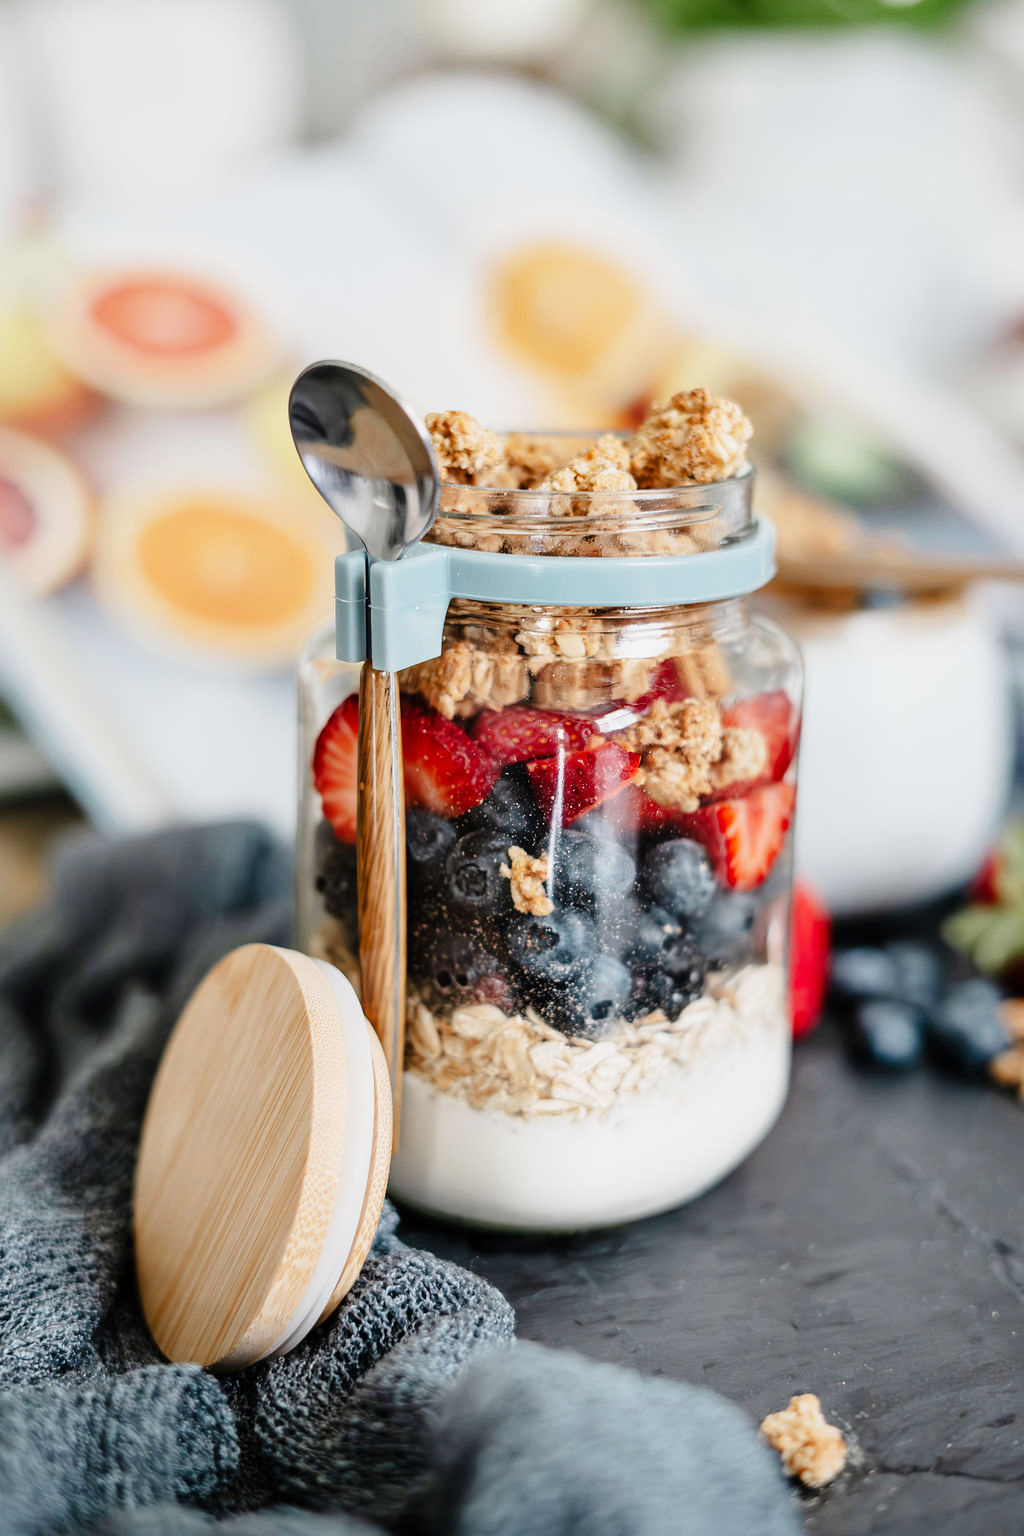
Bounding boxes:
[406,964,784,1119]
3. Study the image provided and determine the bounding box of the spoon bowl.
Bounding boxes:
[288,361,438,561]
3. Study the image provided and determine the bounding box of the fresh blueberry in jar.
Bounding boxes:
[459,765,543,843]
[850,999,925,1072]
[624,904,699,979]
[551,828,636,912]
[444,829,516,924]
[508,909,596,986]
[693,891,759,965]
[406,808,457,877]
[926,979,1009,1076]
[531,956,633,1039]
[415,931,510,1010]
[580,953,633,1030]
[629,960,706,1023]
[314,820,357,923]
[830,947,901,1006]
[642,838,716,921]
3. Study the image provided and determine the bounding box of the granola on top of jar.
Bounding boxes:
[425,410,504,484]
[628,388,753,487]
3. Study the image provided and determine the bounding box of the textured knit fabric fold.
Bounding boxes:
[0,822,799,1536]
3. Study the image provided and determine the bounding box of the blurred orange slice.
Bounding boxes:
[93,488,339,670]
[488,242,667,416]
[0,426,94,594]
[49,268,279,409]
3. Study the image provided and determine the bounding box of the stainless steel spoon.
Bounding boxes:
[289,361,440,1140]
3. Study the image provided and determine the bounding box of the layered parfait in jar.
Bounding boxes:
[297,390,802,1229]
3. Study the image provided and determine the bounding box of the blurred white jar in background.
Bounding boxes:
[784,595,1014,915]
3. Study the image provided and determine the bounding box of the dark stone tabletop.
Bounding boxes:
[399,1015,1024,1535]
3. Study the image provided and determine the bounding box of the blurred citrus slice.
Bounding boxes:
[488,242,666,415]
[49,268,279,408]
[0,425,94,594]
[93,487,339,669]
[0,309,99,437]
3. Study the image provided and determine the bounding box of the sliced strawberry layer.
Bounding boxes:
[627,658,691,715]
[313,694,360,843]
[789,880,831,1039]
[314,693,498,839]
[719,690,799,797]
[526,742,641,826]
[469,705,597,766]
[680,781,796,891]
[401,696,498,817]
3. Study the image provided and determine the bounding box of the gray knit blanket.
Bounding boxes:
[0,821,799,1536]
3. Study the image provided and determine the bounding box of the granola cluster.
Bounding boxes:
[426,388,751,503]
[627,388,752,487]
[405,964,783,1118]
[538,434,636,495]
[425,410,504,484]
[399,638,529,719]
[501,846,554,917]
[615,698,768,812]
[760,1394,848,1489]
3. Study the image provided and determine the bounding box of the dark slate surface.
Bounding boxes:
[397,1019,1024,1534]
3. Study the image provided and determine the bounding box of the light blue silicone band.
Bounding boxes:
[335,517,776,671]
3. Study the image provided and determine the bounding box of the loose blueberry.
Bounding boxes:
[693,891,759,965]
[459,764,543,842]
[927,979,1008,1076]
[406,807,457,873]
[830,947,900,1006]
[508,909,596,986]
[851,999,926,1072]
[642,838,716,921]
[551,828,636,912]
[885,941,943,1014]
[314,820,357,923]
[444,829,515,924]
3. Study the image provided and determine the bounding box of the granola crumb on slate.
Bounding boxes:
[426,410,504,484]
[628,387,752,487]
[760,1394,847,1489]
[501,846,554,916]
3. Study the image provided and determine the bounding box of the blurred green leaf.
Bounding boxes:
[635,0,966,30]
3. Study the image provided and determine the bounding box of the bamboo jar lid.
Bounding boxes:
[134,944,392,1372]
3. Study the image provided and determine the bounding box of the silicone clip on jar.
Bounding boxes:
[297,429,802,1231]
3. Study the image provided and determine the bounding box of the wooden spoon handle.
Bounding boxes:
[356,663,405,1147]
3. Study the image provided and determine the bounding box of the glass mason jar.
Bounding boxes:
[296,448,802,1230]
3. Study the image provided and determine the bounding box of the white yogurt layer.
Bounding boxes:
[390,964,789,1230]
